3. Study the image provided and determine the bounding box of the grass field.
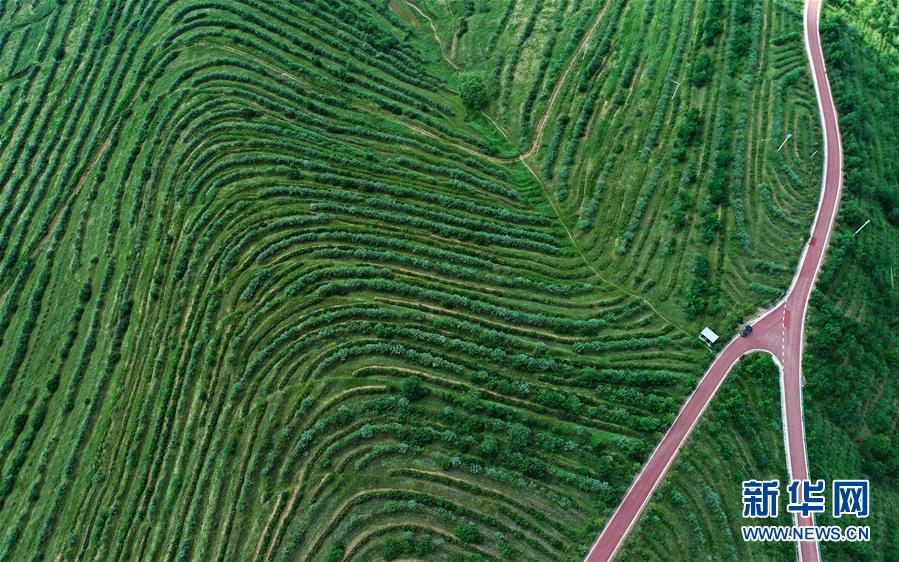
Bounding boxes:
[607,0,899,559]
[438,0,823,332]
[0,0,854,560]
[617,354,796,561]
[801,1,899,559]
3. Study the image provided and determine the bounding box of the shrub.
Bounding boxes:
[454,521,482,544]
[459,74,488,111]
[382,537,404,560]
[401,375,429,401]
[691,52,712,87]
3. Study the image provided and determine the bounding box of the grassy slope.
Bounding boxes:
[617,354,795,562]
[0,0,858,561]
[0,1,705,561]
[606,1,899,560]
[802,0,899,559]
[460,0,823,336]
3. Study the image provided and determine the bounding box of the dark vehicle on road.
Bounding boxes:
[740,325,753,337]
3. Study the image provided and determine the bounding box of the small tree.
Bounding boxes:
[479,436,497,455]
[691,53,712,87]
[508,422,530,447]
[401,375,429,401]
[459,74,488,111]
[454,521,482,544]
[382,537,404,560]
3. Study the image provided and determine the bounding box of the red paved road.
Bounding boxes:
[585,1,841,560]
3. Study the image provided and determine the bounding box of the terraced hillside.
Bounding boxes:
[0,0,820,560]
[434,0,823,328]
[802,2,899,559]
[615,1,899,558]
[618,354,795,561]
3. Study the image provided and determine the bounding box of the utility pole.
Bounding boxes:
[852,219,870,237]
[777,133,793,151]
[809,149,818,159]
[671,80,680,100]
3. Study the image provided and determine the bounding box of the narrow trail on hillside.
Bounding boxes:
[404,0,611,163]
[403,1,688,337]
[520,158,694,339]
[400,0,461,70]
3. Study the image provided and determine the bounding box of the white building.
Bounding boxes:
[699,327,719,346]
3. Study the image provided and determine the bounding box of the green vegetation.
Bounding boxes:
[0,1,708,559]
[616,0,898,559]
[803,1,899,559]
[618,354,795,561]
[0,0,877,559]
[448,0,823,332]
[459,74,488,111]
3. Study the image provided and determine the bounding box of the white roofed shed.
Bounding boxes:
[699,327,719,345]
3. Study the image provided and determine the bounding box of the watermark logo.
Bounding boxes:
[832,480,869,518]
[742,480,779,518]
[740,479,870,542]
[787,479,826,517]
[741,525,870,542]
